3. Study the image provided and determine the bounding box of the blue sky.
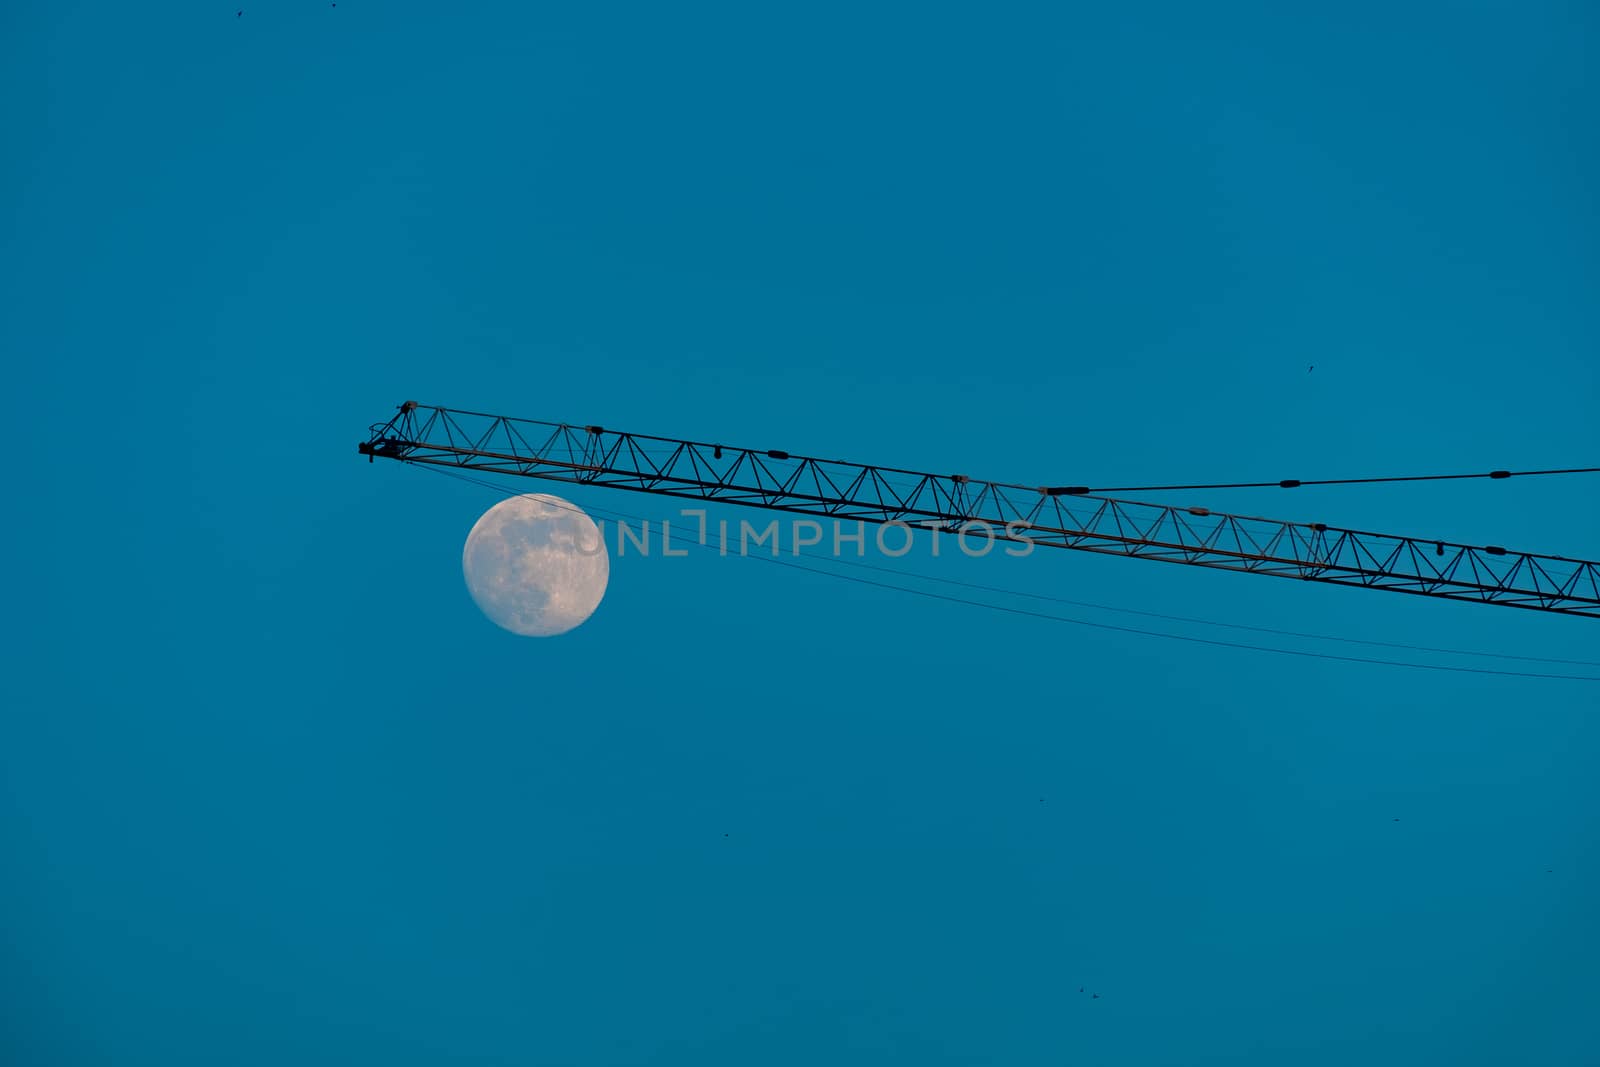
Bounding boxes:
[4,2,1598,1063]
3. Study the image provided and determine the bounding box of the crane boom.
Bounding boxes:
[358,402,1600,618]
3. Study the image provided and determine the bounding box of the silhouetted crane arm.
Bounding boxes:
[359,402,1600,618]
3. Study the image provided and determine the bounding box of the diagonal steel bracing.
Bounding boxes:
[359,402,1600,618]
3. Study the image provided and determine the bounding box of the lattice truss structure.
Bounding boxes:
[361,402,1600,618]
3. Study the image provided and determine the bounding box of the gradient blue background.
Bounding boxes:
[4,2,1598,1063]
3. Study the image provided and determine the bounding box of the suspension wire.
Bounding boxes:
[405,463,1600,682]
[1084,466,1600,494]
[410,463,1600,666]
[429,413,1594,497]
[792,549,1600,667]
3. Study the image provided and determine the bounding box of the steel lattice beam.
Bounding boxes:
[359,402,1600,618]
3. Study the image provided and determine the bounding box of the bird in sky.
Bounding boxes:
[1092,994,1101,1000]
[1078,987,1084,993]
[1308,365,1314,372]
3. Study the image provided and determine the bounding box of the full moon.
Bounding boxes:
[461,493,609,636]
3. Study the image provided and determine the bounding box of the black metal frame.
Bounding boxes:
[360,402,1600,618]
